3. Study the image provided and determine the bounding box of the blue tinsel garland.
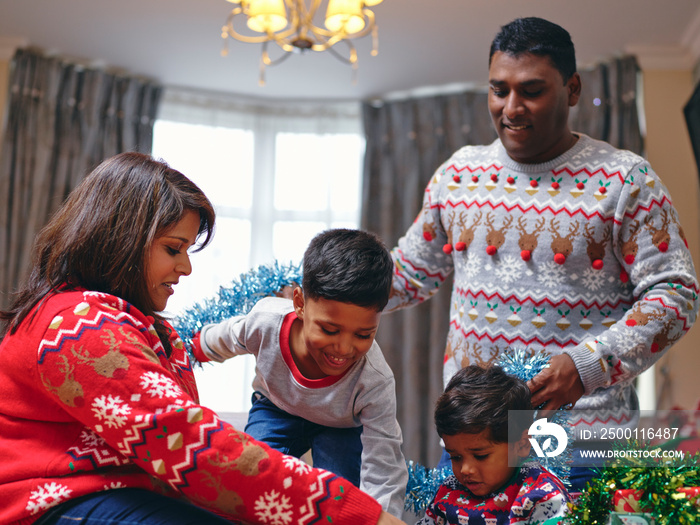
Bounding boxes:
[404,347,574,515]
[173,261,302,364]
[404,462,454,515]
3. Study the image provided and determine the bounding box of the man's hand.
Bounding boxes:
[527,353,584,416]
[376,510,408,525]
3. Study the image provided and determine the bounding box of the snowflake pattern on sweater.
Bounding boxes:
[388,135,699,434]
[0,290,381,524]
[416,463,569,525]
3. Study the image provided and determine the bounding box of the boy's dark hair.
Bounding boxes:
[302,228,393,311]
[489,17,576,83]
[435,365,533,443]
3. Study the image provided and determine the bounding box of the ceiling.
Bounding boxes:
[1,0,699,102]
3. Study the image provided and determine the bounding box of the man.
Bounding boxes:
[387,17,698,489]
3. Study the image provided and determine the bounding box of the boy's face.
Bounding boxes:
[292,287,381,379]
[443,429,530,496]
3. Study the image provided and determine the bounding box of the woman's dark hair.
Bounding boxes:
[0,152,216,352]
[302,228,393,311]
[434,365,533,443]
[489,17,577,83]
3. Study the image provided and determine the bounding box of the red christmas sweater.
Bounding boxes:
[0,290,381,524]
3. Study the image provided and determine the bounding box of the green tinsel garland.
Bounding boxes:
[566,441,700,524]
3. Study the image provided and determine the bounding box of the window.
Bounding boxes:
[152,89,365,413]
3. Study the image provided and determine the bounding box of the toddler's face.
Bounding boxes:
[292,289,380,379]
[443,429,525,496]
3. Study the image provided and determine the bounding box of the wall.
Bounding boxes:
[640,62,700,411]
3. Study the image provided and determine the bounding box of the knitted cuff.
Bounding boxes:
[190,331,211,363]
[563,340,609,395]
[334,487,382,525]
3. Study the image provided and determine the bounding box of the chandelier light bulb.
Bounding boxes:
[325,0,365,34]
[246,0,288,33]
[221,0,382,85]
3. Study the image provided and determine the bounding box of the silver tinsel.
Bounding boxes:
[173,261,302,365]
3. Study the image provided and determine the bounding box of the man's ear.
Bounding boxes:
[567,72,582,107]
[514,429,532,459]
[292,286,305,319]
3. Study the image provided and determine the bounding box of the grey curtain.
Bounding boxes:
[570,55,644,154]
[361,55,644,468]
[0,48,162,309]
[361,92,497,468]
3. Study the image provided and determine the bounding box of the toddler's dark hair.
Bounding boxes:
[489,17,577,83]
[302,228,393,311]
[435,365,533,443]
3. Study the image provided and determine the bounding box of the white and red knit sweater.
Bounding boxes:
[388,134,699,434]
[0,289,382,524]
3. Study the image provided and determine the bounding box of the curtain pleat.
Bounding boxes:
[361,56,643,468]
[361,92,496,467]
[0,48,162,309]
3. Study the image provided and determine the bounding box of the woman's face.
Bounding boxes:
[146,210,200,311]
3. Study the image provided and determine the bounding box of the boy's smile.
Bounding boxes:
[291,287,380,379]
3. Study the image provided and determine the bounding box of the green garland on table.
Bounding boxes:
[566,441,700,525]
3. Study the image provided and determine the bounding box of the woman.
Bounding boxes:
[0,152,405,525]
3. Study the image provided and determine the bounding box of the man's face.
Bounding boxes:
[488,51,581,164]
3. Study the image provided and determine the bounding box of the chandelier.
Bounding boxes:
[221,0,384,85]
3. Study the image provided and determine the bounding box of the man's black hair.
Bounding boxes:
[489,17,577,82]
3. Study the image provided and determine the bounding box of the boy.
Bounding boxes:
[417,365,569,525]
[193,228,408,517]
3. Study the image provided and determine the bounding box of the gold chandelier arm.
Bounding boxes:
[261,41,294,67]
[258,40,294,86]
[223,7,299,44]
[221,0,381,84]
[323,39,357,66]
[287,0,320,28]
[309,8,376,51]
[324,41,359,84]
